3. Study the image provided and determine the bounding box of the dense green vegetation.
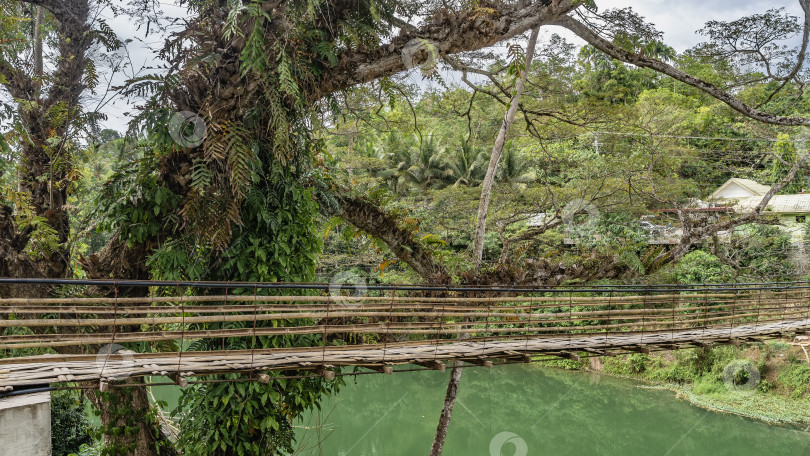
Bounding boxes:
[601,342,810,424]
[317,37,809,285]
[52,391,93,456]
[2,1,810,455]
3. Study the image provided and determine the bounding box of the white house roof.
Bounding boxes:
[735,194,810,214]
[708,178,772,200]
[706,178,810,214]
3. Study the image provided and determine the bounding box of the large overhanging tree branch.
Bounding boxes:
[554,13,810,127]
[551,5,810,266]
[93,0,583,285]
[320,193,448,280]
[313,0,577,99]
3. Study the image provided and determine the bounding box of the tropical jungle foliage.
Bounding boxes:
[3,1,810,455]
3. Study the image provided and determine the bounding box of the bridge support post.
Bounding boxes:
[0,391,51,455]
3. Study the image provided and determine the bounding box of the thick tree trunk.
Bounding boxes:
[429,360,463,456]
[84,380,178,456]
[471,28,540,269]
[33,7,44,77]
[431,27,541,456]
[1,2,177,454]
[322,193,448,279]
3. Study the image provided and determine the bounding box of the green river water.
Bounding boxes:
[153,364,810,455]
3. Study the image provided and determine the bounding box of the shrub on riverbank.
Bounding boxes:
[600,341,809,398]
[537,339,810,424]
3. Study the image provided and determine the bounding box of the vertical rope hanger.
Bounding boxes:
[320,286,330,374]
[430,288,444,365]
[700,283,709,339]
[380,286,395,370]
[639,289,648,346]
[804,285,810,330]
[222,285,229,352]
[249,284,259,382]
[567,290,573,352]
[728,283,738,340]
[175,281,186,385]
[70,284,81,383]
[523,292,533,359]
[603,290,612,353]
[99,282,119,388]
[780,284,789,336]
[670,292,677,345]
[480,291,492,360]
[280,286,286,350]
[71,284,80,355]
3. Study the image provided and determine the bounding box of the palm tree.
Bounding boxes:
[443,141,487,186]
[496,145,536,185]
[644,40,675,62]
[404,133,448,190]
[375,132,413,193]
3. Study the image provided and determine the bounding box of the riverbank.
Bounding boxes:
[536,339,810,426]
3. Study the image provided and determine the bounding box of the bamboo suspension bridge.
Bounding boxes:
[1,279,809,393]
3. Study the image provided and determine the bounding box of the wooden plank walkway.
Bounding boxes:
[2,281,810,390]
[1,318,807,388]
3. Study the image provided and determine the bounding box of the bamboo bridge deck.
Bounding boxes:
[1,279,809,391]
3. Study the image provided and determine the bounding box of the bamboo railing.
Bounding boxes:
[0,280,809,391]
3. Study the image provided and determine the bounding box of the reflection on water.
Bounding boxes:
[292,365,810,456]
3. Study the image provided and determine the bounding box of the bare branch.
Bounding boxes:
[555,15,810,126]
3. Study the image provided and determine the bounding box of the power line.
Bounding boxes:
[592,131,807,143]
[505,131,808,144]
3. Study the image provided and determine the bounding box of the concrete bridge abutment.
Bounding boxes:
[0,391,51,455]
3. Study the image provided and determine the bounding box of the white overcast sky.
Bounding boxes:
[95,0,804,134]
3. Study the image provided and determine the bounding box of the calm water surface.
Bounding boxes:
[289,364,810,456]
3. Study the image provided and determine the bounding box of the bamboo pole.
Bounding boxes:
[0,290,775,306]
[1,312,806,350]
[1,295,806,327]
